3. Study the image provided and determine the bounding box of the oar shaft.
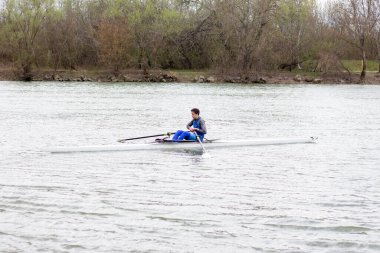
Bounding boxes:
[118,133,173,143]
[194,132,207,153]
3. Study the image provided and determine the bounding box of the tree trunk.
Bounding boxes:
[297,28,303,70]
[22,61,33,82]
[242,51,250,73]
[377,35,380,73]
[182,54,192,69]
[360,50,366,83]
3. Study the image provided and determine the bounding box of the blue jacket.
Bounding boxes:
[187,117,207,140]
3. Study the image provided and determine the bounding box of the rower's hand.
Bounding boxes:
[189,127,195,132]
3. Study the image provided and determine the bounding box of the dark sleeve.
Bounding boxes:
[186,120,194,130]
[197,119,207,134]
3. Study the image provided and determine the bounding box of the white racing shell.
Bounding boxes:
[47,137,318,154]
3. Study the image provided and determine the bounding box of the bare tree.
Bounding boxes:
[2,0,53,80]
[276,0,316,71]
[374,1,380,73]
[377,31,380,73]
[210,0,279,74]
[332,0,380,82]
[0,0,379,80]
[130,0,165,70]
[97,17,130,72]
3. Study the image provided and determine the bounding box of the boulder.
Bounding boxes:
[197,75,206,83]
[52,74,62,81]
[252,77,267,84]
[206,76,217,83]
[161,73,177,82]
[108,75,120,82]
[224,77,234,83]
[224,76,243,83]
[43,75,53,81]
[305,77,314,83]
[294,75,302,82]
[123,75,133,82]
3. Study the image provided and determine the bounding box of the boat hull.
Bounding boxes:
[48,137,318,154]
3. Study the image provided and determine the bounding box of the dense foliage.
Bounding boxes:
[0,0,379,81]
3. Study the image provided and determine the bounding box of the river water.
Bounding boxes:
[0,81,379,253]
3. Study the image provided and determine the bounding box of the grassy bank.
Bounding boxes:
[169,70,208,81]
[342,60,379,73]
[0,60,379,84]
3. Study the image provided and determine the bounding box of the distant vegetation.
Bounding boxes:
[0,0,379,82]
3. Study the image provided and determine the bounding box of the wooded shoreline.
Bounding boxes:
[1,0,380,84]
[1,67,380,85]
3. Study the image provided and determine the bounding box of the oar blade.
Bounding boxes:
[202,152,212,158]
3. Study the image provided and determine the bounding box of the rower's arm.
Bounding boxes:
[186,120,194,130]
[197,119,207,134]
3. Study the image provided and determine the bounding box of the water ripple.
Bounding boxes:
[1,82,380,252]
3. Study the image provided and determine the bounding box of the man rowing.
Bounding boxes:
[172,108,207,142]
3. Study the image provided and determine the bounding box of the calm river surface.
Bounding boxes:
[0,81,379,253]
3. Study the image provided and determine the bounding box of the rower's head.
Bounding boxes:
[191,108,200,120]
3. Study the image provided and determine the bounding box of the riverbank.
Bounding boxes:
[1,67,380,84]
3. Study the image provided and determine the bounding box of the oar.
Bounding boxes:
[194,132,211,158]
[118,132,173,143]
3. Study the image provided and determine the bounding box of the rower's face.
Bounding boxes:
[191,112,199,120]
